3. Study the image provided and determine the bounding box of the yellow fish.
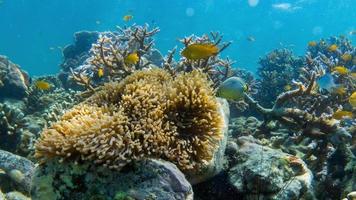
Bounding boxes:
[284,84,292,91]
[332,110,353,120]
[331,66,348,75]
[123,14,133,22]
[124,52,139,65]
[308,41,317,47]
[181,43,219,60]
[35,80,51,90]
[333,86,346,96]
[97,68,104,78]
[341,53,352,62]
[328,44,338,52]
[349,92,356,107]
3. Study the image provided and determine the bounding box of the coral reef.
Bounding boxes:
[31,158,193,200]
[0,23,355,200]
[0,56,30,99]
[35,68,225,173]
[256,49,305,107]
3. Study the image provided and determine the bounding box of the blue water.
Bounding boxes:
[0,0,355,76]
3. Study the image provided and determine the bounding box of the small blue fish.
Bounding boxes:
[317,73,338,93]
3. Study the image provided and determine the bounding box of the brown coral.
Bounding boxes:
[35,68,223,172]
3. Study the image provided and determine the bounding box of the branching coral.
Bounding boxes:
[306,36,355,69]
[163,32,233,88]
[256,49,305,107]
[69,24,160,93]
[243,74,354,180]
[299,36,356,117]
[245,74,351,143]
[35,68,224,172]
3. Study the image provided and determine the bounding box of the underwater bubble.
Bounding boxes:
[248,0,259,7]
[312,26,323,35]
[186,7,195,17]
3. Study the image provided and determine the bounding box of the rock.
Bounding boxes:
[347,191,356,200]
[0,189,6,200]
[0,56,30,99]
[59,31,99,89]
[31,158,193,200]
[228,136,315,200]
[185,98,230,185]
[0,101,27,151]
[5,192,30,200]
[60,31,99,71]
[0,150,35,193]
[62,31,99,61]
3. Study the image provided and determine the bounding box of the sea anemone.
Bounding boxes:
[35,68,224,172]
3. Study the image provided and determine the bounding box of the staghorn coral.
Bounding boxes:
[35,68,224,172]
[69,24,160,93]
[241,73,355,199]
[298,36,356,118]
[306,36,355,70]
[163,32,233,88]
[244,73,352,147]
